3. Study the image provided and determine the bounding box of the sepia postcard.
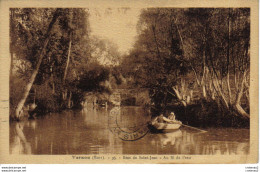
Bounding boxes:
[0,0,258,164]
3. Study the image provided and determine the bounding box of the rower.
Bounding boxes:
[168,112,176,121]
[168,112,182,124]
[157,114,173,123]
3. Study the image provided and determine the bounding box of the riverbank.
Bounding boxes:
[10,78,249,128]
[162,100,249,128]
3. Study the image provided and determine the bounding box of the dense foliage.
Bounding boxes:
[120,8,250,126]
[10,8,250,127]
[10,8,115,119]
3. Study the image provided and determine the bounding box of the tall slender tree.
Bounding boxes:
[13,9,61,120]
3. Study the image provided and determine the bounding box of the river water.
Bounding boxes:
[10,106,249,155]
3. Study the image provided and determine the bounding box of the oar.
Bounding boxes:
[181,124,207,133]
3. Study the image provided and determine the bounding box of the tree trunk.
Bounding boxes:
[226,72,232,104]
[62,89,67,100]
[210,82,216,100]
[67,90,73,108]
[173,16,184,52]
[212,77,229,109]
[189,90,193,100]
[10,52,14,77]
[51,73,55,94]
[171,87,187,107]
[61,34,72,103]
[62,10,73,107]
[233,70,249,119]
[10,9,15,77]
[14,9,61,120]
[63,32,72,83]
[226,8,232,104]
[202,85,207,99]
[234,104,250,119]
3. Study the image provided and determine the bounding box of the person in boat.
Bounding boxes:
[157,114,174,123]
[168,112,176,120]
[168,112,182,124]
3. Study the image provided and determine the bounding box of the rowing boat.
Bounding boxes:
[149,120,182,132]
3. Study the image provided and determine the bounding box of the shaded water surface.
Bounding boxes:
[10,106,249,155]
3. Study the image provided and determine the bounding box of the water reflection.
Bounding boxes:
[10,121,32,154]
[10,107,249,155]
[151,130,183,146]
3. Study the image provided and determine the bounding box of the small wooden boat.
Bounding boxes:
[149,120,182,133]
